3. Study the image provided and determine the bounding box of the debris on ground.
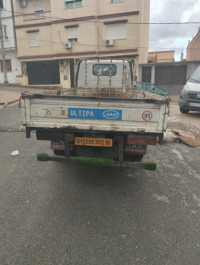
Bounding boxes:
[0,103,8,110]
[172,149,184,160]
[164,129,200,147]
[11,150,19,156]
[164,130,177,142]
[172,130,200,147]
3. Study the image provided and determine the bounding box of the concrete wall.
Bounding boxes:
[1,0,16,49]
[0,50,22,84]
[148,51,175,63]
[16,24,54,58]
[138,0,150,64]
[52,22,98,57]
[14,0,52,25]
[98,0,139,15]
[187,30,200,61]
[0,0,22,84]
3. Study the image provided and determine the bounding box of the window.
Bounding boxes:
[0,60,12,72]
[67,27,78,43]
[19,0,27,8]
[3,25,8,39]
[28,31,39,47]
[64,0,82,8]
[111,0,122,2]
[93,64,117,76]
[106,23,126,40]
[34,3,45,18]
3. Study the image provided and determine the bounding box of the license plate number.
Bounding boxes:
[75,137,112,147]
[190,103,200,107]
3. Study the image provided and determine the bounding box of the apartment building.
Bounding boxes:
[13,0,150,88]
[187,28,200,61]
[0,0,22,84]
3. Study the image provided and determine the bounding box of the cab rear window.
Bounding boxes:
[93,64,117,76]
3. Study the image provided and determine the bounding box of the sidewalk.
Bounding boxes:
[0,91,20,107]
[0,84,49,108]
[169,95,179,102]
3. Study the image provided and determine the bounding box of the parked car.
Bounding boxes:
[135,82,168,97]
[179,66,200,114]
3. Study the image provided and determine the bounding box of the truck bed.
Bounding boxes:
[21,89,169,135]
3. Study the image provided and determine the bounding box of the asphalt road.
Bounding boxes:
[169,102,200,136]
[0,105,200,265]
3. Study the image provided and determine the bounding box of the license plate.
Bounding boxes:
[190,103,200,107]
[75,137,113,147]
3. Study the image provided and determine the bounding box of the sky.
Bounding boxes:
[149,0,200,61]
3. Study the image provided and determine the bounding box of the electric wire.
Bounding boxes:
[1,9,200,25]
[4,35,200,51]
[0,8,199,52]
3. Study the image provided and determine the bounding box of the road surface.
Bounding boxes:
[0,104,200,265]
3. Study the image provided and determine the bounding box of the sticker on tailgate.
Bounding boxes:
[142,111,153,121]
[68,108,122,120]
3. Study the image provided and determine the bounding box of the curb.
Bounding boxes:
[0,84,60,90]
[0,99,19,109]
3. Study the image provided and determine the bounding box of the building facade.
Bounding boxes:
[0,0,22,84]
[187,29,200,61]
[13,0,150,88]
[148,51,175,63]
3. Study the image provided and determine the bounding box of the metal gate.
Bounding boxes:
[155,65,187,85]
[142,67,151,83]
[27,61,60,85]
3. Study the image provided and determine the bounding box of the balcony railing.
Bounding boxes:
[23,11,46,21]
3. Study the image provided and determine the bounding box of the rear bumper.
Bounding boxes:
[25,127,164,140]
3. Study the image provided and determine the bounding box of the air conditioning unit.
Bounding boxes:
[105,39,114,46]
[65,42,72,49]
[19,0,27,8]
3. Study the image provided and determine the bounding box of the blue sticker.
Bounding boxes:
[68,108,122,120]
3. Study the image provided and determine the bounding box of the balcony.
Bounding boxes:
[23,11,47,21]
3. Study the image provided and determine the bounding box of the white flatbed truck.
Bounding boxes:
[21,60,170,168]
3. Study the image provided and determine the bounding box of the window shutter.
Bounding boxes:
[68,27,78,39]
[34,3,44,12]
[106,23,126,40]
[28,32,39,47]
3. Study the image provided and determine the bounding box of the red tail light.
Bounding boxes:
[127,136,157,145]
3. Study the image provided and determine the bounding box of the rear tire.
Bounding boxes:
[124,154,144,162]
[132,155,144,162]
[53,150,65,156]
[180,108,189,114]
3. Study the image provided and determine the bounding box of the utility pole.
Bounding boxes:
[96,0,99,57]
[10,0,17,50]
[0,1,8,85]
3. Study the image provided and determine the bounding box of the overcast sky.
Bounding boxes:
[149,0,200,60]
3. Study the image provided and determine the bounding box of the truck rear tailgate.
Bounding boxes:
[22,94,169,134]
